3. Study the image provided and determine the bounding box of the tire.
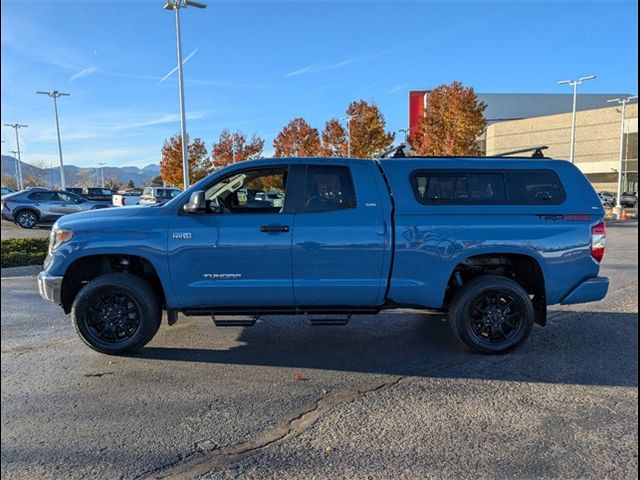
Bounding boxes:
[71,273,161,355]
[15,210,39,229]
[449,275,534,354]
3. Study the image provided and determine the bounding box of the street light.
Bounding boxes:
[36,90,70,190]
[557,75,596,163]
[98,162,107,187]
[4,123,28,190]
[340,114,358,157]
[164,0,207,189]
[607,96,638,213]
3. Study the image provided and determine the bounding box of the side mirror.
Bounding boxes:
[183,190,206,214]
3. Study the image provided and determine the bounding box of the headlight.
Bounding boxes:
[50,228,73,251]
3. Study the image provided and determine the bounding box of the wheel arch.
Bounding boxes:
[444,252,547,326]
[61,253,167,314]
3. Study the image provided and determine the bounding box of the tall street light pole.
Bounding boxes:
[4,123,27,190]
[37,90,70,190]
[164,0,207,189]
[98,162,107,187]
[557,75,596,164]
[340,115,357,157]
[9,150,20,188]
[607,96,638,213]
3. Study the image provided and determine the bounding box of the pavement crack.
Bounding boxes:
[144,361,464,479]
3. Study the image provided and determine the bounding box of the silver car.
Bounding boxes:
[1,189,111,229]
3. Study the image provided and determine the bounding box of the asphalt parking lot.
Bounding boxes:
[1,221,637,479]
[1,221,51,240]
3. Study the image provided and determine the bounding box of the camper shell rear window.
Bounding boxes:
[411,169,566,205]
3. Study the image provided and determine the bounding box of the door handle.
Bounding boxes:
[260,225,290,233]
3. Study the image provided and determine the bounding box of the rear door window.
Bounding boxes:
[303,165,356,212]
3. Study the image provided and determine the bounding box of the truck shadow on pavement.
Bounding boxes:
[136,310,638,388]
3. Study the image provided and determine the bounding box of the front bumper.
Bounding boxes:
[560,276,609,305]
[37,271,63,304]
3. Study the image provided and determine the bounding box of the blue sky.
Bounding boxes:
[1,0,638,168]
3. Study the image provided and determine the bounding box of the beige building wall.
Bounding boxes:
[486,103,638,193]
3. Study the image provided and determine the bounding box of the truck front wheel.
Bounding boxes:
[449,275,534,354]
[71,273,161,355]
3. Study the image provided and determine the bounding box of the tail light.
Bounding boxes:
[120,197,125,206]
[591,222,606,262]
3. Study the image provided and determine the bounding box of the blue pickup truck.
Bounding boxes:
[38,156,609,355]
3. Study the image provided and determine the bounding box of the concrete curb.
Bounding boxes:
[1,265,43,278]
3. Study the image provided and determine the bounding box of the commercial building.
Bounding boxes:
[408,91,638,193]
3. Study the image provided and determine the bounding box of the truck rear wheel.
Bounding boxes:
[449,275,534,354]
[71,273,161,355]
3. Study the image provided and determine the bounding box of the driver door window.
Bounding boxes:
[204,167,288,214]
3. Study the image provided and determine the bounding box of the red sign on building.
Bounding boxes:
[408,90,429,139]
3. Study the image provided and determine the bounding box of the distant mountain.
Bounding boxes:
[1,155,160,188]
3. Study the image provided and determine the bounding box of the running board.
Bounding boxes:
[307,314,351,326]
[211,315,258,327]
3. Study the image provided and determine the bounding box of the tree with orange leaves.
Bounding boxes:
[211,130,264,170]
[346,100,395,158]
[320,118,347,157]
[273,118,321,157]
[409,81,486,156]
[160,134,208,189]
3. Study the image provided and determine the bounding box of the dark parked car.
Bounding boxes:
[83,187,114,202]
[1,189,111,228]
[619,192,637,208]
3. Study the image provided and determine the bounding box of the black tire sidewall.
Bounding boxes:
[72,273,161,355]
[450,276,535,354]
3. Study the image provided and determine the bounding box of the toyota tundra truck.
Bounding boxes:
[37,156,609,355]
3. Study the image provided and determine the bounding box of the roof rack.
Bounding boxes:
[494,145,549,158]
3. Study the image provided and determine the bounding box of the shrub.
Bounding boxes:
[1,238,49,268]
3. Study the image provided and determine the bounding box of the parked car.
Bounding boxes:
[619,192,637,208]
[1,189,111,228]
[139,187,182,205]
[112,191,141,206]
[598,191,615,206]
[38,157,609,355]
[83,187,114,203]
[1,186,15,198]
[66,187,84,196]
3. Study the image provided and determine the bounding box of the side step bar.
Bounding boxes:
[307,314,351,326]
[212,315,258,327]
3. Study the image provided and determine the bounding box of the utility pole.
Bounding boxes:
[163,0,207,188]
[556,75,596,163]
[607,96,638,216]
[4,123,27,190]
[36,90,70,189]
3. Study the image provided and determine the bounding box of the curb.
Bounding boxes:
[1,265,43,278]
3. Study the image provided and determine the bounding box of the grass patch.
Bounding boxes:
[1,238,49,268]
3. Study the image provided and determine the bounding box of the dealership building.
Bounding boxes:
[408,92,638,193]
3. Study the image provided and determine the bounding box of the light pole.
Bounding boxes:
[4,123,27,190]
[607,96,638,213]
[557,75,596,163]
[164,0,207,189]
[98,162,107,187]
[36,90,70,190]
[340,114,357,157]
